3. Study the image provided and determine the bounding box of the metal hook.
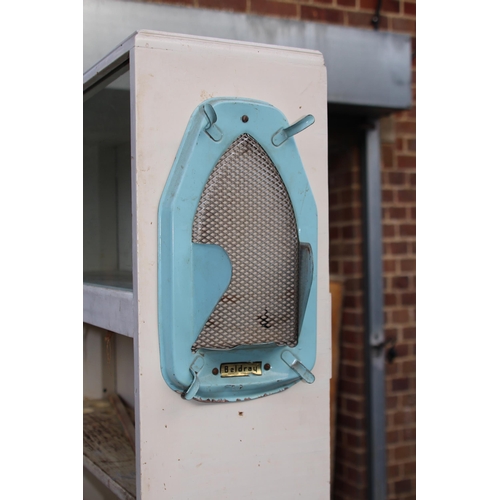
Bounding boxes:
[203,104,223,142]
[182,355,205,400]
[272,114,315,147]
[281,350,315,384]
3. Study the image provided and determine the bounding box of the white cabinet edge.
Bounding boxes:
[134,29,325,64]
[83,284,136,338]
[83,31,136,88]
[83,30,325,90]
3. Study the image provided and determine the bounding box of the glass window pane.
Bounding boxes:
[83,70,132,289]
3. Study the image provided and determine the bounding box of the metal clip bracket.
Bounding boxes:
[182,355,205,400]
[203,104,223,142]
[272,115,315,147]
[281,350,315,384]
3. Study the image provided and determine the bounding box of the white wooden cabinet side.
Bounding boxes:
[132,34,330,499]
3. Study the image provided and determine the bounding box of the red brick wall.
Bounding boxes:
[381,109,416,499]
[143,1,416,498]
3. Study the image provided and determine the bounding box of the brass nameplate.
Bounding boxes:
[220,362,262,378]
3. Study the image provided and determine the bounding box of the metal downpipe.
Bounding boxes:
[361,120,387,500]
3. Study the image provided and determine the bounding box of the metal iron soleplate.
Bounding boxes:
[192,134,299,351]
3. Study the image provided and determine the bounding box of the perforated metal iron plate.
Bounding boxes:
[192,134,299,351]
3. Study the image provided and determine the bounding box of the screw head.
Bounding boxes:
[264,363,271,371]
[241,115,249,123]
[212,368,219,375]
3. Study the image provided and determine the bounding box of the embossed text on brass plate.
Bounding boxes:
[220,362,262,377]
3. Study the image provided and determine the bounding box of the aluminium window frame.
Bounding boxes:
[83,34,137,339]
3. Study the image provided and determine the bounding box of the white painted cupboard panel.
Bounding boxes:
[132,31,330,499]
[84,30,330,500]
